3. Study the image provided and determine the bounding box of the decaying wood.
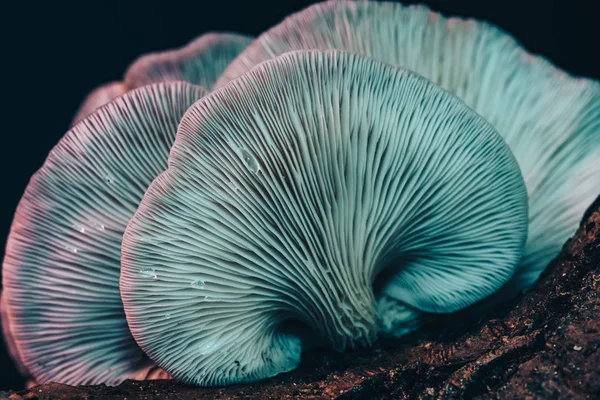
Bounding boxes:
[3,196,599,399]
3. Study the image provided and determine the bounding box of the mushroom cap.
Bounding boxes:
[71,32,251,127]
[71,82,127,125]
[216,0,600,294]
[125,32,253,90]
[1,291,30,377]
[120,50,528,386]
[1,81,206,385]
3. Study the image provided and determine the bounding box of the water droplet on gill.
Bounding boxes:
[90,220,105,231]
[205,296,223,302]
[105,175,115,184]
[64,245,78,253]
[72,223,85,233]
[237,148,260,174]
[139,268,157,280]
[164,313,171,320]
[198,340,218,355]
[190,279,206,290]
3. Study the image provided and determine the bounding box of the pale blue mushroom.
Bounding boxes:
[120,50,528,386]
[216,0,600,302]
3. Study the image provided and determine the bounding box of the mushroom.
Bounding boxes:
[1,81,206,385]
[124,32,253,90]
[71,82,126,125]
[1,292,29,378]
[71,32,251,125]
[216,0,600,297]
[120,50,528,386]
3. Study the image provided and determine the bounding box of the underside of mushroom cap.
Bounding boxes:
[1,291,30,377]
[121,50,528,386]
[71,82,127,126]
[2,81,206,385]
[71,33,251,127]
[216,0,600,295]
[125,32,253,90]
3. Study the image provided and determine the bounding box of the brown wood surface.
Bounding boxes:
[3,195,599,400]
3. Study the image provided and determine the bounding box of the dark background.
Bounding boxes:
[1,0,598,392]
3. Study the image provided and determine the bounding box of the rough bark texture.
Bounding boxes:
[2,196,599,400]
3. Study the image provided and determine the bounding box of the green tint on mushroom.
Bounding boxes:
[2,82,206,385]
[216,0,600,296]
[121,50,528,386]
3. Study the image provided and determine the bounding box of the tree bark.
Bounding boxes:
[4,195,600,400]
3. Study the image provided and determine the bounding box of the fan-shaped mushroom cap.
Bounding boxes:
[125,32,252,90]
[70,33,251,127]
[216,0,600,294]
[71,82,127,125]
[1,81,206,385]
[121,50,528,386]
[1,291,29,377]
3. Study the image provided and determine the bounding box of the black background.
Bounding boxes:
[1,0,598,391]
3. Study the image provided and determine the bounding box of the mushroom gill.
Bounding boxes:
[120,50,528,386]
[2,82,206,385]
[71,82,127,126]
[215,0,600,297]
[124,32,253,90]
[71,32,252,125]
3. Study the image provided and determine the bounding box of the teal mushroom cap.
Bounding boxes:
[216,0,600,297]
[120,50,528,386]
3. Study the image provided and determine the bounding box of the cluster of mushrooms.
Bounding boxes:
[1,0,599,388]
